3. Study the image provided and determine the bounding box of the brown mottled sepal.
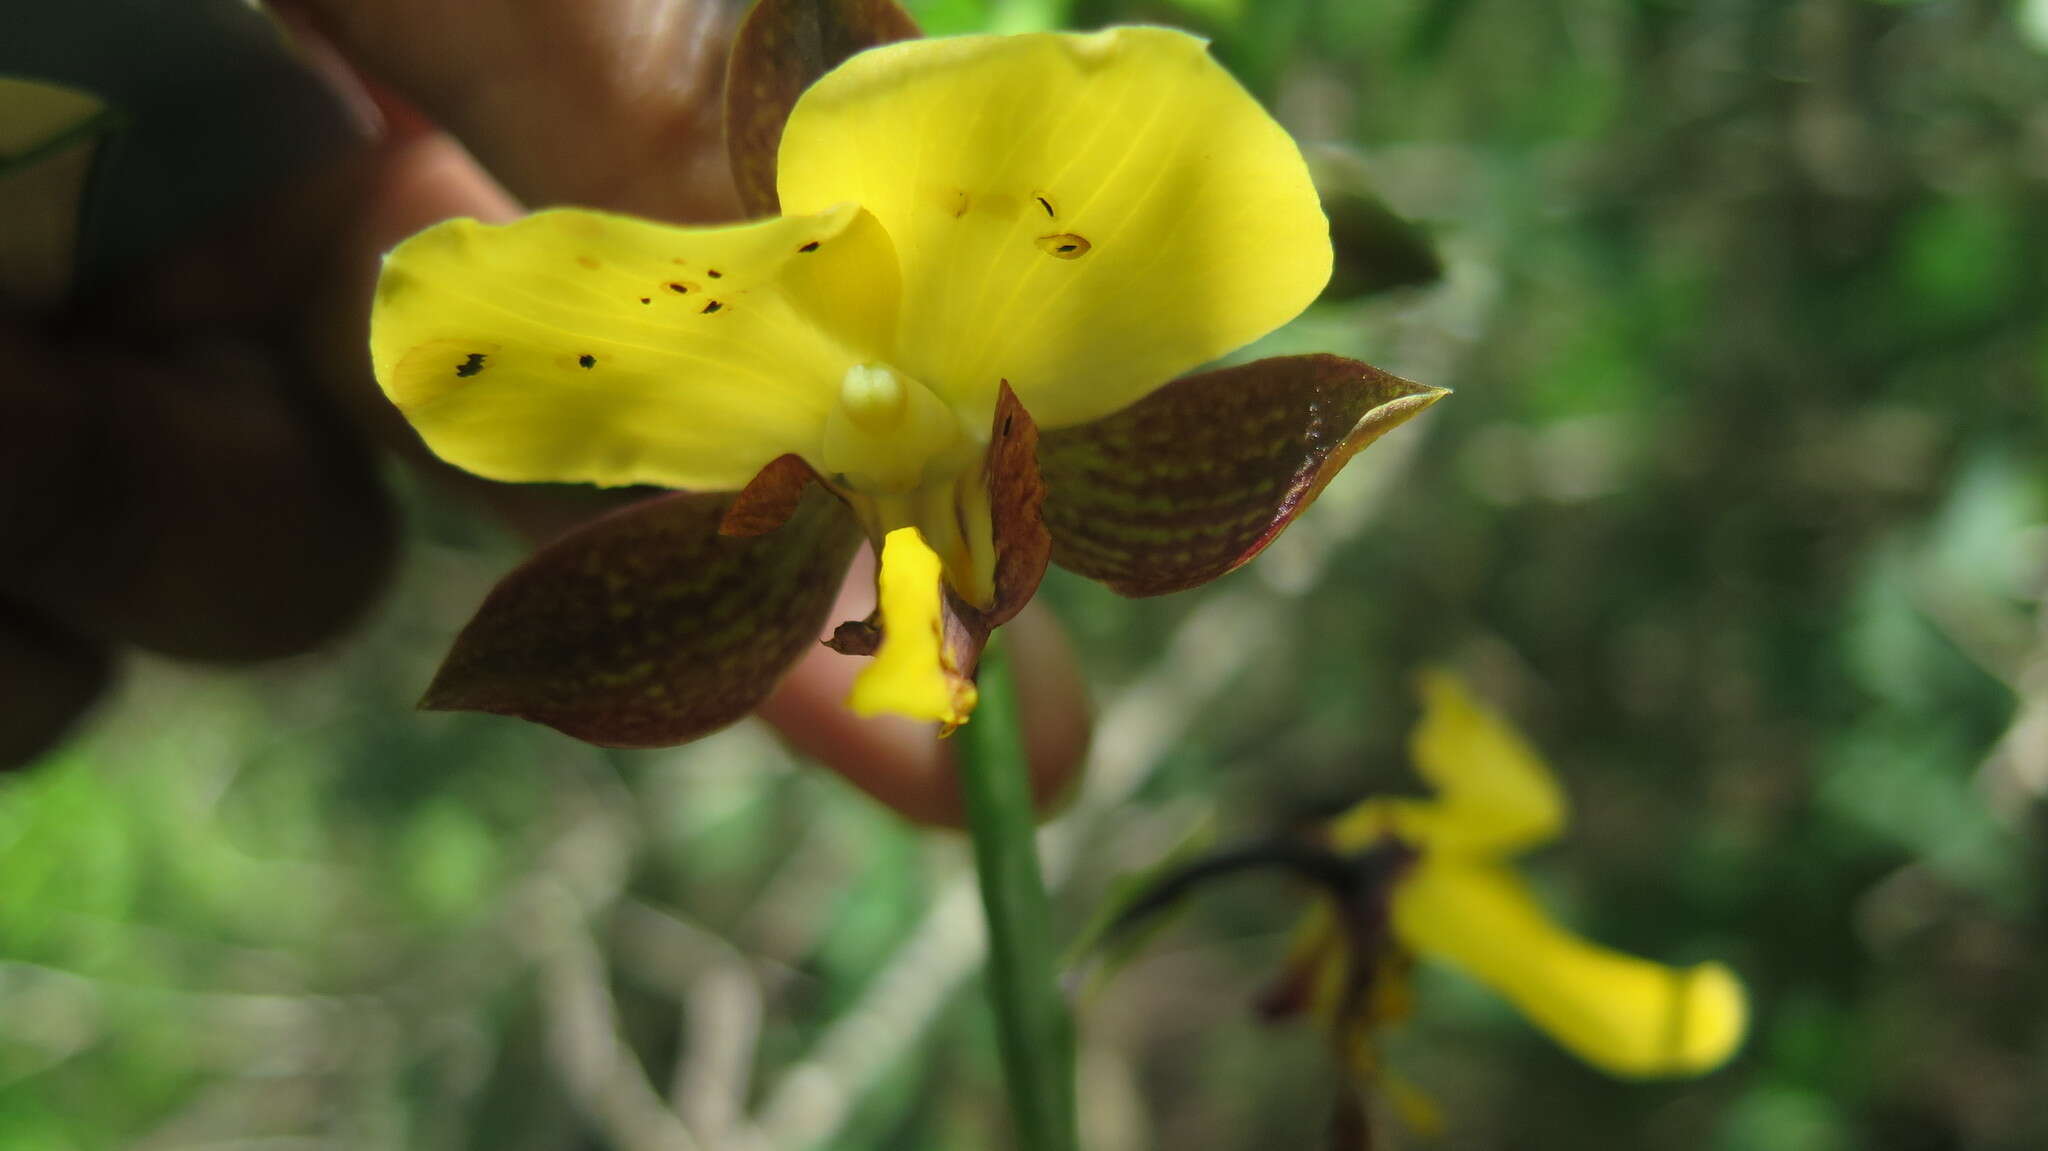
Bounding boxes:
[1039,355,1445,597]
[720,453,820,536]
[921,383,1050,689]
[824,613,880,656]
[424,485,861,747]
[979,381,1050,629]
[724,0,921,217]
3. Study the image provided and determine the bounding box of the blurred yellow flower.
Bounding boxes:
[1281,672,1747,1084]
[1102,671,1746,1141]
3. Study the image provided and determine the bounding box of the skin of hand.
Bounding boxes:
[0,0,1092,823]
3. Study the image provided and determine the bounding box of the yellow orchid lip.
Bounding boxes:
[370,24,1440,743]
[847,527,978,726]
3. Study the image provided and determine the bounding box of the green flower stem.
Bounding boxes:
[957,637,1079,1151]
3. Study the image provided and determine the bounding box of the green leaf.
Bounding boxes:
[1064,813,1219,1002]
[1310,147,1444,300]
[2026,0,2048,51]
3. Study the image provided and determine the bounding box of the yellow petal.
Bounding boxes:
[371,203,898,491]
[1406,670,1567,855]
[1392,859,1747,1078]
[0,78,110,305]
[778,28,1330,430]
[847,528,978,725]
[0,77,104,157]
[1326,796,1460,856]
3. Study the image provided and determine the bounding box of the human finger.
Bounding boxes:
[0,323,393,661]
[283,0,743,224]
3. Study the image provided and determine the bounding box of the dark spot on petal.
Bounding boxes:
[454,353,487,378]
[1036,233,1091,259]
[707,269,723,278]
[951,190,971,217]
[1035,194,1055,218]
[798,241,820,253]
[701,300,723,314]
[578,354,597,368]
[639,297,651,304]
[666,281,690,294]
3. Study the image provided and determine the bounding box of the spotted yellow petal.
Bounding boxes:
[777,27,1330,430]
[371,203,898,491]
[1406,671,1566,855]
[1392,859,1747,1078]
[848,527,977,724]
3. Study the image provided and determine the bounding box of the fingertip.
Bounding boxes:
[759,633,960,825]
[360,128,521,255]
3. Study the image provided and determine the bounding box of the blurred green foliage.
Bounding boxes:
[4,0,2046,1148]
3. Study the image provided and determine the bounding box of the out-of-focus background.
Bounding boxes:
[5,0,2047,1147]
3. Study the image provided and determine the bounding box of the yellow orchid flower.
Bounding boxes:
[1104,672,1745,1139]
[1309,672,1747,1080]
[370,16,1444,745]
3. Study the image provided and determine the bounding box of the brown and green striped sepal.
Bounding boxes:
[423,484,861,747]
[1038,354,1446,598]
[724,0,921,218]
